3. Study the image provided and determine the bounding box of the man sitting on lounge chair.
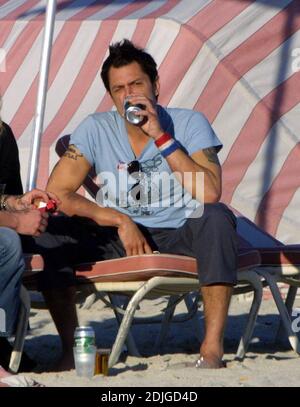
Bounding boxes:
[21,39,238,371]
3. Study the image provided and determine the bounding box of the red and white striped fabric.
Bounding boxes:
[1,0,300,243]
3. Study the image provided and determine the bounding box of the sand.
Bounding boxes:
[19,291,300,387]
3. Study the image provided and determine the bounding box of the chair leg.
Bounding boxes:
[257,269,300,355]
[275,285,298,343]
[235,270,263,360]
[81,293,96,309]
[108,277,170,368]
[155,295,179,351]
[107,294,141,357]
[9,285,31,373]
[284,285,298,314]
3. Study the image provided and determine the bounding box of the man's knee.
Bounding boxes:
[0,228,24,286]
[193,203,236,230]
[0,227,23,260]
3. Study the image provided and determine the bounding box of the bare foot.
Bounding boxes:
[195,355,226,369]
[199,342,224,368]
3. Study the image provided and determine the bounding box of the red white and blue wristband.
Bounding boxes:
[154,133,179,158]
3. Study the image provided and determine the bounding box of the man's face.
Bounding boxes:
[108,61,159,117]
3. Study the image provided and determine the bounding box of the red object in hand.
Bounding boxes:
[38,199,57,213]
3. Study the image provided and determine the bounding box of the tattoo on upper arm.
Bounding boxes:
[63,145,83,161]
[202,147,220,165]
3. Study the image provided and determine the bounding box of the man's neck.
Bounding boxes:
[125,122,151,157]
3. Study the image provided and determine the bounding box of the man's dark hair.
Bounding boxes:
[101,39,158,92]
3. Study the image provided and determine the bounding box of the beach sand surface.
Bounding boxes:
[19,292,300,387]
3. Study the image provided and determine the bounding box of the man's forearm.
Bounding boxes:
[163,148,221,203]
[48,189,128,228]
[0,194,21,211]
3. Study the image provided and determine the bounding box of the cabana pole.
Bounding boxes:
[26,0,57,191]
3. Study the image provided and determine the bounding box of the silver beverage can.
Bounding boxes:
[124,98,144,124]
[74,326,95,348]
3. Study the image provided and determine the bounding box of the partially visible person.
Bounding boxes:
[0,98,23,195]
[0,189,59,373]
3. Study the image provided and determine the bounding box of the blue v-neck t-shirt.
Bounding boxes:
[70,106,222,228]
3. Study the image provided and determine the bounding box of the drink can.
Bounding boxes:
[74,326,95,348]
[124,97,144,125]
[95,348,110,376]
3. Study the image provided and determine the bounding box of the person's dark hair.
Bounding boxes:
[101,39,158,92]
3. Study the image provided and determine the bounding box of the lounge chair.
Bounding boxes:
[234,209,300,354]
[22,249,262,368]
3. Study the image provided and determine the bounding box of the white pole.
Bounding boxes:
[26,0,57,191]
